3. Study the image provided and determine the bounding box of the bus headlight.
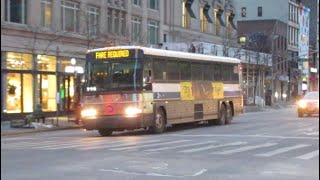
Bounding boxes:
[81,109,97,118]
[298,100,307,108]
[125,107,142,117]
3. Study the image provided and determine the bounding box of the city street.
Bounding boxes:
[1,106,319,180]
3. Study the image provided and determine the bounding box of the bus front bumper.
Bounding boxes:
[81,114,153,130]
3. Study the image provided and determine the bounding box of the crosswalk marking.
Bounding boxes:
[180,141,247,153]
[255,144,310,157]
[39,140,123,150]
[79,140,163,150]
[212,142,277,155]
[109,140,190,151]
[144,141,216,152]
[295,150,319,160]
[31,140,100,149]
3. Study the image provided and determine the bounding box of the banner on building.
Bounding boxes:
[298,4,310,58]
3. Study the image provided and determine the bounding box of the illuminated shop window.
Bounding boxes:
[6,52,32,70]
[5,73,34,113]
[37,74,57,111]
[37,54,57,71]
[23,74,33,112]
[6,73,22,113]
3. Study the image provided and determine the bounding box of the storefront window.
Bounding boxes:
[58,58,85,73]
[37,55,57,71]
[37,74,57,111]
[6,52,33,70]
[5,73,22,113]
[23,74,33,112]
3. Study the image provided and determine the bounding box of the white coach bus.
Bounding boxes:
[81,46,243,136]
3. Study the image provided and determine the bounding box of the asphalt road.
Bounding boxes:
[1,106,319,180]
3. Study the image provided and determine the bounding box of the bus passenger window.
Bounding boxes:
[180,62,191,80]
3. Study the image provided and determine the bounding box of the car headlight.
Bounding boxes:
[298,100,307,108]
[81,109,97,118]
[125,107,142,117]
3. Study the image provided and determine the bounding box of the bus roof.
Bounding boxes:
[87,46,240,64]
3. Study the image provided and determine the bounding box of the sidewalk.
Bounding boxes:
[1,116,83,136]
[244,101,296,113]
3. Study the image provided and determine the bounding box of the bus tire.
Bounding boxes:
[98,129,113,136]
[215,104,226,125]
[225,105,233,124]
[149,108,166,134]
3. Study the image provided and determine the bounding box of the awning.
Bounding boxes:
[185,0,196,18]
[203,4,213,23]
[228,13,237,29]
[217,9,225,27]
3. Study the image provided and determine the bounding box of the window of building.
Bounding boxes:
[241,7,246,17]
[226,13,233,38]
[61,1,79,32]
[200,7,208,32]
[36,55,56,72]
[6,52,32,70]
[4,73,33,113]
[131,16,142,43]
[107,9,113,33]
[5,0,27,24]
[182,1,191,29]
[214,8,222,36]
[258,7,262,17]
[120,0,125,8]
[87,6,99,37]
[147,20,159,45]
[114,11,120,34]
[41,0,52,28]
[37,74,57,111]
[132,0,141,6]
[148,0,159,10]
[121,13,126,36]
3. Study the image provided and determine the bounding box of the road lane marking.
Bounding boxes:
[295,150,319,160]
[180,141,247,153]
[212,143,277,155]
[255,144,310,157]
[109,140,190,151]
[144,141,216,152]
[169,134,319,140]
[2,141,62,149]
[79,140,163,150]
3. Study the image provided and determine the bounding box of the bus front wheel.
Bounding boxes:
[98,129,113,136]
[149,109,166,134]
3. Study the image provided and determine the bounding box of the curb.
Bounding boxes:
[1,125,83,136]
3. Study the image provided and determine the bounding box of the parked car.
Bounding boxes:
[297,91,319,117]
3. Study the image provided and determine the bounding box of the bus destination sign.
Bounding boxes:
[95,50,130,59]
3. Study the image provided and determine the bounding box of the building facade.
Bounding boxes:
[234,0,303,103]
[300,0,319,92]
[1,0,238,119]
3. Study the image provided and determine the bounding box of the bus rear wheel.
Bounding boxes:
[98,129,113,136]
[215,104,227,125]
[225,105,233,124]
[149,109,166,134]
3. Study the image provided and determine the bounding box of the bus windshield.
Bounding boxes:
[85,59,142,92]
